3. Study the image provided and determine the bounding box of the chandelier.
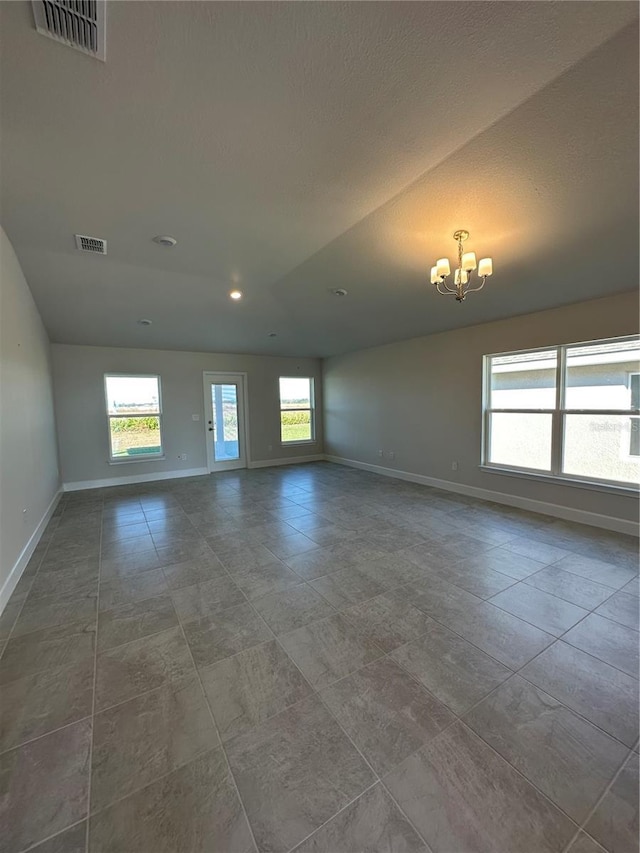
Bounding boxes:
[430,230,493,302]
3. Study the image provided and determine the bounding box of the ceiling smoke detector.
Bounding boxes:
[32,1,106,61]
[331,288,348,297]
[137,319,152,326]
[153,235,177,247]
[75,234,107,254]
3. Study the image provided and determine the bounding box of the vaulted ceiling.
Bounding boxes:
[1,1,638,357]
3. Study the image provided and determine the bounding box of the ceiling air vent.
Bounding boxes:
[32,1,106,61]
[75,234,107,254]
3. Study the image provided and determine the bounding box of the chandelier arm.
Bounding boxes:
[465,277,487,294]
[435,281,453,296]
[441,279,459,295]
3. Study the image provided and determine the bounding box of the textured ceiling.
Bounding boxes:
[0,1,638,357]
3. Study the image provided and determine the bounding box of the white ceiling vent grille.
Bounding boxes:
[75,234,107,254]
[32,1,106,61]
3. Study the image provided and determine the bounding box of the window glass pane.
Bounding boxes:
[565,339,640,410]
[489,412,552,470]
[109,416,162,458]
[563,414,640,485]
[281,410,311,443]
[490,351,557,409]
[279,377,311,409]
[105,375,160,415]
[211,384,239,462]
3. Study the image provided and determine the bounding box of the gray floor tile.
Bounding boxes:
[100,549,161,581]
[501,537,572,565]
[201,639,312,740]
[232,561,303,599]
[400,577,483,624]
[91,674,219,811]
[170,575,245,622]
[524,565,615,610]
[226,696,375,853]
[0,658,93,753]
[89,748,255,853]
[341,589,432,652]
[0,718,91,853]
[279,613,384,690]
[465,675,628,822]
[553,554,637,590]
[98,568,168,611]
[95,626,195,711]
[521,641,639,747]
[285,548,345,580]
[444,600,555,669]
[265,533,319,560]
[97,594,178,652]
[162,555,228,590]
[584,753,639,853]
[28,561,99,601]
[458,547,549,580]
[0,598,23,641]
[291,783,427,853]
[385,721,575,853]
[622,576,640,598]
[182,602,273,668]
[391,621,512,714]
[595,590,640,631]
[565,833,607,853]
[320,657,454,774]
[0,619,95,686]
[11,586,97,638]
[489,583,589,637]
[310,566,387,609]
[430,556,518,598]
[563,613,639,679]
[156,539,214,567]
[250,584,336,635]
[101,534,155,559]
[207,541,276,572]
[28,821,87,853]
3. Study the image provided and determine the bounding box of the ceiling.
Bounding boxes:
[0,1,638,358]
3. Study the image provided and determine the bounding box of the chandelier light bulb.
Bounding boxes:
[436,258,451,277]
[478,258,493,277]
[462,252,477,271]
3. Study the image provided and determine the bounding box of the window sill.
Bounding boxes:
[280,441,317,447]
[109,456,166,465]
[479,464,639,497]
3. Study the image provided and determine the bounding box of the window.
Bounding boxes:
[279,377,314,443]
[483,336,640,488]
[104,374,163,461]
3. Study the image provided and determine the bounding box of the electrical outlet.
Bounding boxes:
[191,414,200,421]
[378,449,384,457]
[179,453,187,461]
[451,461,458,471]
[388,451,395,460]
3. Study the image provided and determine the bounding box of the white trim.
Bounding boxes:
[0,489,63,614]
[202,371,251,472]
[249,454,324,470]
[323,455,639,537]
[63,467,208,492]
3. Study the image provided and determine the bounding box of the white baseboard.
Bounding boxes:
[0,489,63,614]
[324,455,639,537]
[63,467,209,492]
[249,454,325,470]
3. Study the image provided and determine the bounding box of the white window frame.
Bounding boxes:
[104,373,164,463]
[279,376,316,445]
[627,372,640,459]
[481,335,640,492]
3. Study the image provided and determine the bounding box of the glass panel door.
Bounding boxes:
[203,373,247,472]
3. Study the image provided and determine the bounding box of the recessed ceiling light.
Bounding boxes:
[137,318,152,326]
[152,235,177,247]
[229,290,243,300]
[331,288,348,297]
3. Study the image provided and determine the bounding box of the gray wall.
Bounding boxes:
[323,291,639,524]
[52,344,323,486]
[0,226,60,601]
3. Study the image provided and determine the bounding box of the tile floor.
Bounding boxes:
[0,461,638,853]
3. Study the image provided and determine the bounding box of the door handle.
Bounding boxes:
[208,427,214,432]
